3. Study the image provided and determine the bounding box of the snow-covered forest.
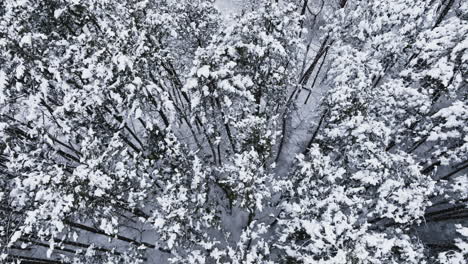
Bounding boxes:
[0,0,467,263]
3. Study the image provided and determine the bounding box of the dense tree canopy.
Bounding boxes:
[0,0,467,263]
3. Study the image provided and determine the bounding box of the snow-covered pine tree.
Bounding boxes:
[276,0,467,263]
[0,0,466,263]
